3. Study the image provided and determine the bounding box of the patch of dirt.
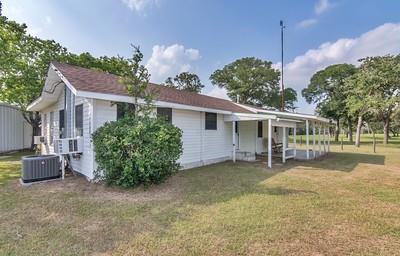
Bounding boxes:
[16,173,185,204]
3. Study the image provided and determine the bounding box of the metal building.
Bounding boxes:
[0,103,32,153]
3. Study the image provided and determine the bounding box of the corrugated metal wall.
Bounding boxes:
[0,103,33,153]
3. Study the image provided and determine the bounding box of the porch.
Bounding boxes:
[224,112,331,168]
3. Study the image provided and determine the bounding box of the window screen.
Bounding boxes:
[205,112,217,130]
[75,104,83,136]
[258,121,263,138]
[157,107,172,123]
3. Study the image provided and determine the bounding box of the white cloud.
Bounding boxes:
[122,0,158,13]
[206,87,230,100]
[284,23,400,91]
[284,23,400,113]
[297,0,333,29]
[297,18,318,29]
[206,23,400,114]
[146,44,201,83]
[315,0,331,15]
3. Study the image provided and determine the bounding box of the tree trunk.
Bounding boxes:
[22,111,41,150]
[334,119,340,142]
[347,118,353,143]
[355,115,363,147]
[383,118,390,145]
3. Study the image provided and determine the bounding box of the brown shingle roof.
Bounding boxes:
[52,62,253,114]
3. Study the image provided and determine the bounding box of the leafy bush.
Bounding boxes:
[92,116,183,187]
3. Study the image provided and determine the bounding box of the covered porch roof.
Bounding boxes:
[234,103,331,124]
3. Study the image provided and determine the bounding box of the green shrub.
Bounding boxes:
[92,116,183,187]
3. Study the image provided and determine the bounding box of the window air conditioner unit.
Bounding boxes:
[54,137,84,154]
[34,136,45,145]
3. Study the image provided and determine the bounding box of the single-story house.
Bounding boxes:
[27,62,331,180]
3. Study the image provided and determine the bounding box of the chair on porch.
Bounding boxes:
[261,138,283,154]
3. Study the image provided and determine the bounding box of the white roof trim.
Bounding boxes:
[224,113,276,122]
[27,96,43,111]
[50,63,77,95]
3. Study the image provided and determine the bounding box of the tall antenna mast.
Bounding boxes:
[280,20,285,112]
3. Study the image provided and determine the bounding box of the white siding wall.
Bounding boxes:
[41,87,95,179]
[0,104,32,152]
[172,109,232,169]
[69,96,94,179]
[87,103,233,171]
[94,100,116,129]
[238,121,256,153]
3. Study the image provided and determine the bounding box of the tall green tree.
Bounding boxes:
[164,72,204,93]
[302,64,357,142]
[344,55,400,145]
[0,15,149,147]
[0,16,68,146]
[119,45,153,116]
[210,57,297,110]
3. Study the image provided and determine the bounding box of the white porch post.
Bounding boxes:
[313,121,316,158]
[293,124,297,158]
[306,119,310,160]
[328,125,331,153]
[255,121,258,154]
[318,123,322,156]
[323,125,326,154]
[268,119,272,168]
[232,121,236,163]
[282,126,286,163]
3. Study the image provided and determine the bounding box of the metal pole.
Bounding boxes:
[280,20,285,112]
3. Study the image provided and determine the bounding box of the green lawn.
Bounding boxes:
[1,136,400,255]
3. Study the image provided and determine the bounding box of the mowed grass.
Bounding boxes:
[1,135,400,255]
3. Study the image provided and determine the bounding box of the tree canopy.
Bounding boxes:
[210,57,297,110]
[302,63,357,141]
[0,15,150,146]
[344,55,400,144]
[164,72,204,93]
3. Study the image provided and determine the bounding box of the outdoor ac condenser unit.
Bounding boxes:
[54,137,84,154]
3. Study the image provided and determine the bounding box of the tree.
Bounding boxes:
[302,64,357,142]
[119,45,153,116]
[0,16,68,147]
[210,57,297,110]
[271,88,298,112]
[164,72,204,93]
[0,15,150,147]
[391,108,400,137]
[344,55,400,145]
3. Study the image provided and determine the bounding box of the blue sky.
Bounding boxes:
[4,0,400,113]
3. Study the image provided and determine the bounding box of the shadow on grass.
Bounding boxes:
[294,151,385,172]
